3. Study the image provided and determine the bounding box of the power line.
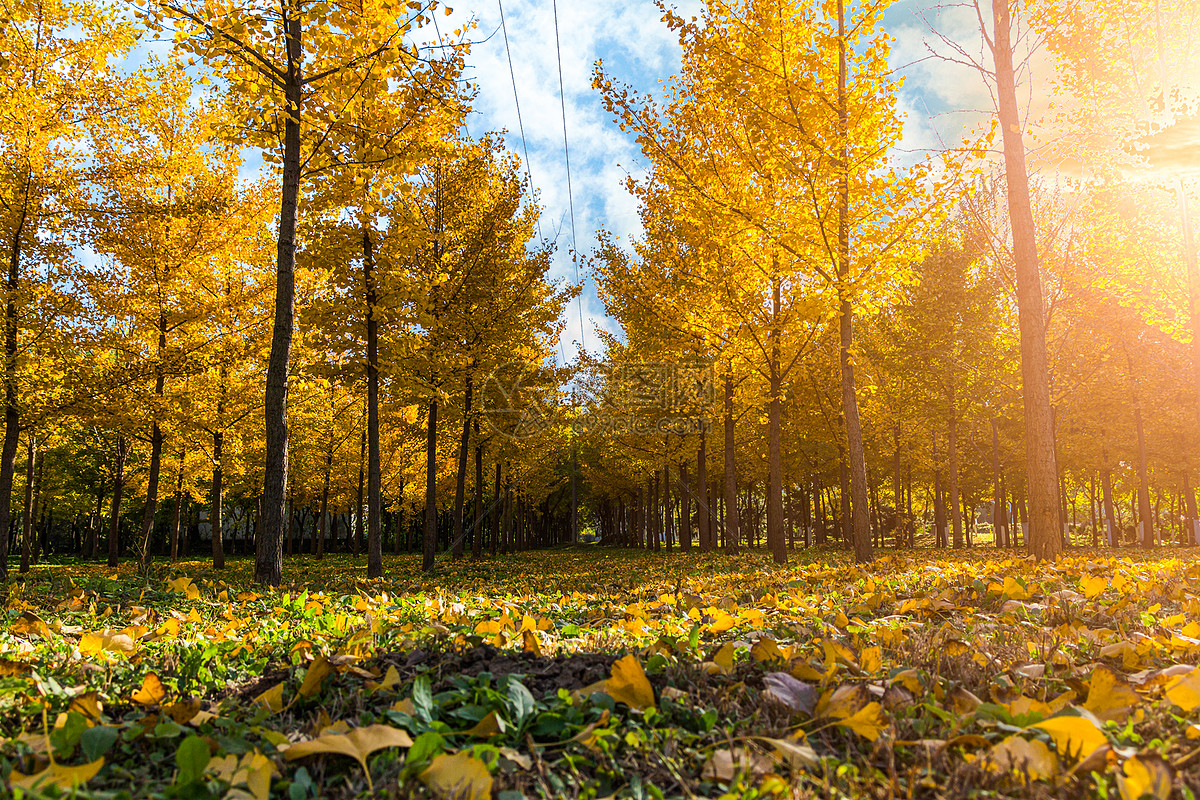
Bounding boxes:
[551,0,587,365]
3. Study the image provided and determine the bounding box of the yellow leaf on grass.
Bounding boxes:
[253,682,286,714]
[207,752,275,800]
[298,655,334,699]
[521,629,542,656]
[712,642,736,671]
[164,698,202,724]
[10,757,105,791]
[1084,666,1140,723]
[390,697,416,715]
[79,630,136,657]
[284,724,413,791]
[1080,574,1107,600]
[132,672,167,705]
[1001,576,1030,600]
[69,691,103,721]
[989,736,1057,780]
[1031,715,1107,761]
[750,638,786,664]
[1116,754,1174,800]
[367,665,401,693]
[463,710,503,737]
[859,646,882,675]
[606,655,655,710]
[834,702,886,741]
[1165,667,1200,712]
[11,612,51,639]
[419,751,493,800]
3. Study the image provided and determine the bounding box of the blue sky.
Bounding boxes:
[437,0,995,366]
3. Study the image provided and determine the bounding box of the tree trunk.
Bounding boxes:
[108,437,129,568]
[767,273,786,564]
[423,399,438,571]
[1134,404,1154,547]
[472,422,483,559]
[989,0,1062,560]
[697,431,710,551]
[19,434,35,573]
[317,444,331,559]
[491,459,501,556]
[948,397,963,548]
[0,182,30,578]
[363,224,383,578]
[170,455,185,562]
[452,373,473,560]
[353,424,365,558]
[211,428,225,569]
[258,22,304,587]
[723,370,739,553]
[679,460,691,551]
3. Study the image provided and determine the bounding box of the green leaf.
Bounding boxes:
[175,736,211,785]
[505,679,535,727]
[79,726,119,762]
[411,675,433,722]
[406,731,446,767]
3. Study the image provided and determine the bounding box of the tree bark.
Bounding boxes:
[211,427,225,569]
[107,437,128,568]
[317,444,331,559]
[948,395,964,548]
[423,399,438,571]
[697,431,710,551]
[354,424,365,557]
[472,421,483,559]
[0,179,30,578]
[19,434,35,573]
[722,370,739,553]
[170,455,185,562]
[989,0,1062,560]
[258,17,304,587]
[452,373,473,559]
[363,225,383,578]
[767,273,786,564]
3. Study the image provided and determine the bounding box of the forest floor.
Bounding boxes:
[2,546,1200,799]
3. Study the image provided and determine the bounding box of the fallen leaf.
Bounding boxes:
[1116,754,1174,800]
[758,736,819,770]
[1165,667,1200,712]
[579,654,655,710]
[253,682,285,714]
[1084,666,1140,723]
[763,672,817,716]
[10,758,105,791]
[132,672,167,706]
[284,724,413,791]
[1031,714,1107,761]
[463,710,504,737]
[11,612,51,639]
[990,735,1057,780]
[79,630,136,657]
[419,751,493,800]
[298,654,334,699]
[1080,574,1107,600]
[832,701,886,741]
[702,747,772,781]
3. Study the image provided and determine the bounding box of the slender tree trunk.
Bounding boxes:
[170,454,184,562]
[211,428,225,570]
[354,424,365,557]
[258,23,304,587]
[19,434,35,573]
[108,438,128,568]
[991,418,1006,546]
[317,444,331,559]
[948,396,963,548]
[452,372,473,560]
[679,460,691,551]
[137,313,168,574]
[472,422,483,559]
[723,371,739,553]
[491,459,501,556]
[697,431,710,551]
[362,225,383,578]
[1134,404,1154,547]
[767,273,786,564]
[989,0,1061,560]
[1176,185,1200,468]
[423,399,438,571]
[0,182,31,578]
[90,482,105,559]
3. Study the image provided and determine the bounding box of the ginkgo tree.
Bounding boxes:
[147,0,468,585]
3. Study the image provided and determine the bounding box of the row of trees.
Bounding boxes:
[0,0,579,579]
[581,0,1200,564]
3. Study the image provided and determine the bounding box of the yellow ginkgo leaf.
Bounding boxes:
[463,710,504,737]
[419,751,493,800]
[11,612,51,639]
[1031,714,1107,761]
[989,735,1057,780]
[1116,754,1174,800]
[79,630,136,657]
[284,724,413,791]
[859,646,882,675]
[1084,666,1140,723]
[750,637,786,664]
[1165,668,1200,712]
[1080,574,1107,600]
[833,702,886,741]
[132,672,167,706]
[521,629,542,656]
[11,757,105,791]
[604,654,656,710]
[253,682,285,714]
[367,665,401,693]
[711,642,736,671]
[298,654,334,699]
[1001,575,1030,600]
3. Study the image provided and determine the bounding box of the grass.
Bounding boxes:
[2,546,1200,798]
